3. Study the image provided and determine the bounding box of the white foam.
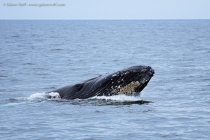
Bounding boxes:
[28,92,47,101]
[91,94,142,102]
[27,92,141,102]
[48,92,60,98]
[28,92,61,101]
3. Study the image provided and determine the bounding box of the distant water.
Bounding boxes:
[0,20,210,140]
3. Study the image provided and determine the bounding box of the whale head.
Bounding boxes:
[108,66,155,95]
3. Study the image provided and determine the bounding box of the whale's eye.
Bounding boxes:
[74,84,83,91]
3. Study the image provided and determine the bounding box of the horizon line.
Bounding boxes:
[0,18,210,21]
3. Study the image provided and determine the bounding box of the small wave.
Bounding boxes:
[0,95,47,107]
[0,98,27,107]
[1,92,60,107]
[11,35,20,38]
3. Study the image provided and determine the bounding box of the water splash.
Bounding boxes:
[0,93,49,107]
[89,94,151,105]
[91,94,142,102]
[28,92,47,101]
[1,92,150,107]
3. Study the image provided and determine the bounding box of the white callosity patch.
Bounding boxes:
[118,81,140,94]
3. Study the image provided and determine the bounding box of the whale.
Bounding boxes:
[47,66,154,100]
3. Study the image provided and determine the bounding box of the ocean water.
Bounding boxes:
[0,20,210,140]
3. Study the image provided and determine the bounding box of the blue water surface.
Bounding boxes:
[0,20,210,140]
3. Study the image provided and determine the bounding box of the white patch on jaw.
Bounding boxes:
[112,72,120,77]
[112,74,118,77]
[140,78,148,84]
[118,81,140,95]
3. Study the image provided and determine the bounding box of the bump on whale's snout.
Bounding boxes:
[130,66,154,82]
[147,66,155,75]
[143,66,155,82]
